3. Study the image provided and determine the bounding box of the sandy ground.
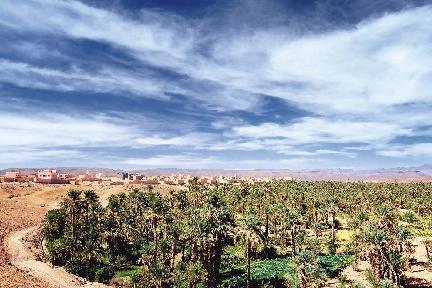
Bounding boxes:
[404,237,432,287]
[6,226,109,288]
[326,238,432,288]
[0,196,54,287]
[0,184,127,288]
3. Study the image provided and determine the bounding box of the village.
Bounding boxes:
[0,169,288,187]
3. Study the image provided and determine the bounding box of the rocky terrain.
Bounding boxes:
[0,191,52,288]
[0,184,125,288]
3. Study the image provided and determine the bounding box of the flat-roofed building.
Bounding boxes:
[37,169,62,184]
[4,171,21,182]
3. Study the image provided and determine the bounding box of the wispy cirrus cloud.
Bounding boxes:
[0,111,138,148]
[1,0,430,113]
[0,0,194,59]
[0,0,431,168]
[231,118,413,145]
[123,154,333,170]
[0,59,177,100]
[0,149,83,164]
[377,143,432,157]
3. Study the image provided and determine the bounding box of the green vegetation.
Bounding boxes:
[41,180,432,287]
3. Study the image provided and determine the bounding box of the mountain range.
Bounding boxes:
[1,165,432,182]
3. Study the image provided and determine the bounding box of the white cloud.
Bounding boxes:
[0,0,193,60]
[2,0,432,115]
[231,117,412,145]
[136,133,217,147]
[0,0,432,167]
[0,149,82,164]
[123,154,333,169]
[279,149,356,158]
[123,155,217,168]
[0,111,138,148]
[377,143,432,157]
[0,59,176,100]
[133,131,358,160]
[208,6,432,114]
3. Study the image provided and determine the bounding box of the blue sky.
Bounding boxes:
[1,0,432,169]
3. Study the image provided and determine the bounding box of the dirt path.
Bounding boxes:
[403,237,432,287]
[0,196,54,288]
[6,226,110,288]
[0,185,119,288]
[326,236,432,287]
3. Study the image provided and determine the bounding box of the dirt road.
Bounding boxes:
[0,184,118,288]
[0,197,53,288]
[6,226,109,288]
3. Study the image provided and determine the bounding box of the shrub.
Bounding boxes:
[317,255,353,277]
[221,258,294,288]
[380,279,398,288]
[45,236,73,266]
[401,211,417,224]
[350,282,366,288]
[95,266,114,283]
[65,255,99,281]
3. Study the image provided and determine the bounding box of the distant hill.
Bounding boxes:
[0,167,122,177]
[417,164,432,176]
[1,165,432,182]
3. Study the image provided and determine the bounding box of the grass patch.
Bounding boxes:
[114,265,141,278]
[317,254,353,277]
[222,258,294,287]
[337,229,354,243]
[221,254,352,287]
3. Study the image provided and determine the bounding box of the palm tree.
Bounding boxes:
[235,209,264,288]
[326,193,340,254]
[64,189,82,244]
[144,191,166,265]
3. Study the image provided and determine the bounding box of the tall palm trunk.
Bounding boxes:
[291,225,296,256]
[429,210,432,228]
[246,239,251,288]
[299,263,307,288]
[171,240,177,268]
[181,243,186,262]
[265,213,269,239]
[152,218,158,264]
[207,245,215,288]
[331,210,336,253]
[71,205,77,245]
[213,237,223,286]
[191,242,197,262]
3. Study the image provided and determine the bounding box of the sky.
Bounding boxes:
[0,0,432,170]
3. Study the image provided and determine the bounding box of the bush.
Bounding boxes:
[317,255,353,277]
[222,255,352,287]
[95,266,114,283]
[43,209,67,241]
[350,282,366,288]
[65,256,99,281]
[401,211,417,224]
[221,246,244,272]
[380,279,398,288]
[45,237,73,266]
[130,261,172,288]
[221,258,295,288]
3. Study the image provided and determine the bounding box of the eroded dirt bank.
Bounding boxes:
[0,198,54,288]
[0,184,117,288]
[6,226,109,288]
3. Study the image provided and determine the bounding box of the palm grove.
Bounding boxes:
[41,180,432,287]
